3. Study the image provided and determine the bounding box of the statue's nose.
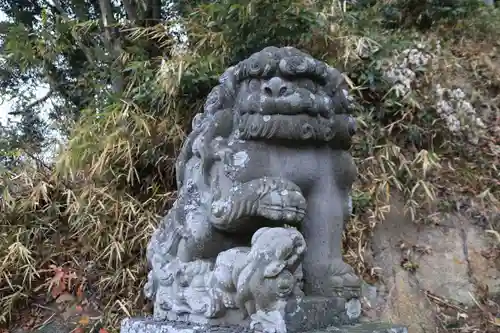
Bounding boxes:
[262,77,288,97]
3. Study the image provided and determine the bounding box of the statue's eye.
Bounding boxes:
[248,79,261,92]
[296,79,317,93]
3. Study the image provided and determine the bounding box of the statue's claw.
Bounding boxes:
[222,292,236,308]
[328,259,362,299]
[256,181,307,223]
[210,177,307,231]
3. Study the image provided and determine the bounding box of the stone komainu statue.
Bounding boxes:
[144,46,360,330]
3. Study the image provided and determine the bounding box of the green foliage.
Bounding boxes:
[361,0,486,30]
[0,1,499,332]
[0,129,22,169]
[194,0,320,63]
[172,0,327,105]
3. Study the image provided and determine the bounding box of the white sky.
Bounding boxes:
[0,10,51,127]
[0,100,12,125]
[0,9,60,165]
[0,3,184,127]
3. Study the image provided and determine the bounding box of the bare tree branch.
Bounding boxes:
[49,0,97,67]
[99,0,125,93]
[69,0,90,21]
[152,0,162,21]
[148,0,162,23]
[7,88,54,118]
[23,89,54,112]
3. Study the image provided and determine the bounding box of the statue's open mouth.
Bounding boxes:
[276,271,295,297]
[277,287,293,298]
[238,92,337,119]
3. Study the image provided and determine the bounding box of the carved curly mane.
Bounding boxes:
[176,46,351,188]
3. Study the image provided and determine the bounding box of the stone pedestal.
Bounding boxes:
[120,296,407,333]
[283,297,361,332]
[120,317,408,333]
[153,296,361,330]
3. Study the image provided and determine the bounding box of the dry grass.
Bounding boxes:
[1,2,499,332]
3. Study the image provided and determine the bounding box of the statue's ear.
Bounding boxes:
[251,227,270,245]
[263,260,286,278]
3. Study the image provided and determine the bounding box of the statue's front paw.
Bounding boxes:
[257,179,306,223]
[328,259,361,299]
[210,177,306,231]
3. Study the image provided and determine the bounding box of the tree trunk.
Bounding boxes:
[98,0,124,94]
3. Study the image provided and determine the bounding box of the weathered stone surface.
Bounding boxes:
[120,46,407,333]
[120,318,407,333]
[284,297,361,332]
[323,323,408,333]
[364,197,436,333]
[161,296,364,331]
[363,194,500,333]
[121,317,252,333]
[142,46,364,332]
[465,225,500,296]
[395,213,499,306]
[414,227,473,304]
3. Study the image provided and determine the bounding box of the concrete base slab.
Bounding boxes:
[152,296,361,330]
[120,317,407,333]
